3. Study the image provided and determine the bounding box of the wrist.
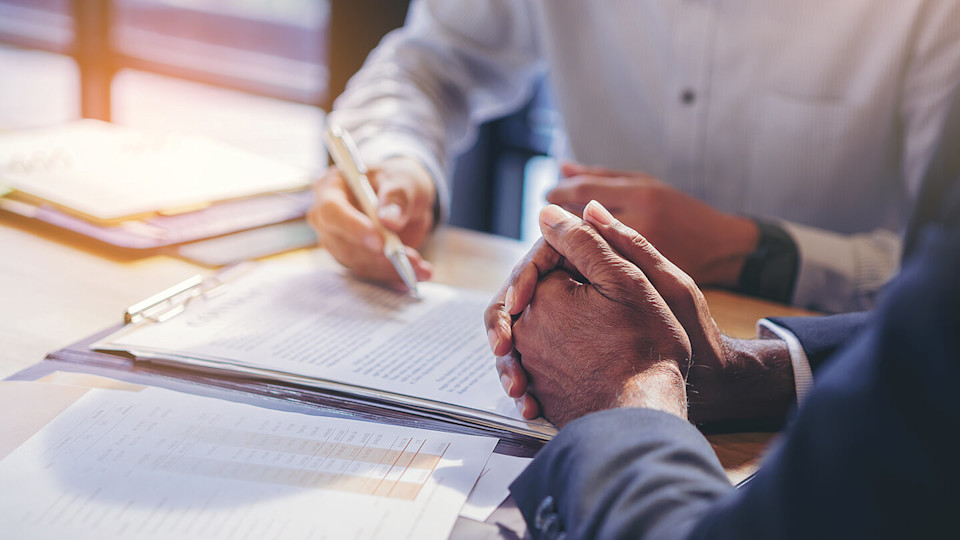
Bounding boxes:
[688,335,794,424]
[617,364,688,420]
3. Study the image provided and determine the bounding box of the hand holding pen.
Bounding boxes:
[313,124,436,292]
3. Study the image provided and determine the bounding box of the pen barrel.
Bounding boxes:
[340,168,381,218]
[323,122,419,294]
[381,232,406,255]
[324,124,383,222]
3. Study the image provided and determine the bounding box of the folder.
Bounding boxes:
[0,120,316,249]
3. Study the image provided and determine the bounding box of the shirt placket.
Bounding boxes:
[665,0,716,199]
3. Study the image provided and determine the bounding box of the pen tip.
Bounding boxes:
[387,249,420,298]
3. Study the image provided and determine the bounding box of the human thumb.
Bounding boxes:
[539,204,641,293]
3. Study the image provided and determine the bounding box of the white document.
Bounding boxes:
[460,453,532,522]
[0,385,497,540]
[0,120,311,221]
[94,261,556,439]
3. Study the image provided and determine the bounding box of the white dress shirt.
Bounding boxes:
[757,319,815,406]
[330,0,960,312]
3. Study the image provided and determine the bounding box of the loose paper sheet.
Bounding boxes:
[0,385,497,540]
[460,453,532,522]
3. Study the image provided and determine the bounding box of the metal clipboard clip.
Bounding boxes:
[123,262,254,325]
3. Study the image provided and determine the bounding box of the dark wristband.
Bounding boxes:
[737,220,800,304]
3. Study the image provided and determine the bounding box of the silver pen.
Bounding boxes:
[323,123,420,296]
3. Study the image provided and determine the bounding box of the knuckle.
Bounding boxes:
[663,274,699,311]
[613,271,650,302]
[564,225,601,254]
[483,301,506,328]
[626,228,654,251]
[676,272,698,294]
[495,354,513,373]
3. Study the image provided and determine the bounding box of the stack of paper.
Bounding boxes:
[0,381,507,540]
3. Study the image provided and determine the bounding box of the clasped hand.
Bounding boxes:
[485,201,719,426]
[485,200,796,427]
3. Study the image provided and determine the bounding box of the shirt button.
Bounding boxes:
[681,89,696,105]
[542,514,562,539]
[535,496,556,529]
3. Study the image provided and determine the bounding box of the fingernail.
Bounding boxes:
[364,234,382,251]
[500,373,514,395]
[505,285,516,313]
[585,200,615,226]
[378,203,402,223]
[487,328,501,353]
[540,204,568,227]
[515,397,526,416]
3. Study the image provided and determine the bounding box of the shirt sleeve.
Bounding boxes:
[781,223,900,313]
[327,0,546,222]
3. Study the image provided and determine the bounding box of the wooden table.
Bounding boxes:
[0,211,815,533]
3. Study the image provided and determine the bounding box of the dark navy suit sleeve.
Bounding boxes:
[511,409,732,540]
[765,312,868,371]
[688,225,960,540]
[511,226,960,540]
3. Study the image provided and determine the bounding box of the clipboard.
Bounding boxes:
[97,263,556,442]
[9,335,543,459]
[8,264,547,458]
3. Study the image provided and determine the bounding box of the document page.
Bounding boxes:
[96,262,551,434]
[0,385,497,540]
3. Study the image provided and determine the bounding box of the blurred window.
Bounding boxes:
[113,0,328,105]
[0,0,328,122]
[0,0,72,53]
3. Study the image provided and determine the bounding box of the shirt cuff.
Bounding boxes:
[757,318,814,406]
[778,221,900,313]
